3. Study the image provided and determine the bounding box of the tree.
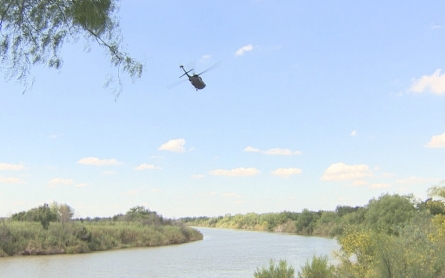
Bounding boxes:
[364,194,415,234]
[296,209,319,235]
[51,202,74,228]
[0,0,142,97]
[36,203,58,230]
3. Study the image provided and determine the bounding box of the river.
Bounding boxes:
[0,227,339,277]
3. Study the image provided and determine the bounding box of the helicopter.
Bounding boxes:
[177,62,220,91]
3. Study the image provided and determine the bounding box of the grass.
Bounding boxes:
[0,220,203,256]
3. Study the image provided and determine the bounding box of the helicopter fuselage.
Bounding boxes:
[180,65,206,90]
[189,75,206,90]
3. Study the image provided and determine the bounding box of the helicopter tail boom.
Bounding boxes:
[179,65,193,78]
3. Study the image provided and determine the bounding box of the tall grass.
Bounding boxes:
[0,220,202,256]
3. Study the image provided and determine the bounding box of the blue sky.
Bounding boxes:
[1,0,444,218]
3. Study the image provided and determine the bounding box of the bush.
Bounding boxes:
[298,255,334,278]
[254,259,295,278]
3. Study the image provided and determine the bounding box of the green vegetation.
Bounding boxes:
[254,259,295,278]
[181,193,432,238]
[252,181,445,277]
[0,0,142,96]
[0,203,202,257]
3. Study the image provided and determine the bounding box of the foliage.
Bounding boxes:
[0,0,142,97]
[182,193,432,242]
[363,194,416,234]
[254,259,295,278]
[298,255,335,278]
[335,211,445,278]
[1,204,202,256]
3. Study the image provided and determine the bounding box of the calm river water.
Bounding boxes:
[0,227,339,277]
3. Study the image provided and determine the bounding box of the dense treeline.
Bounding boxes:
[252,182,445,277]
[182,193,445,238]
[0,203,202,257]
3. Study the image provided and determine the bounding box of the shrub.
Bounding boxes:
[254,259,295,278]
[298,255,334,278]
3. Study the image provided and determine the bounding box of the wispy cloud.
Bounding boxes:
[0,176,24,184]
[235,44,254,56]
[396,176,440,185]
[48,178,73,187]
[159,138,186,153]
[350,130,357,136]
[135,164,161,170]
[271,168,302,178]
[410,69,445,95]
[321,162,371,181]
[244,146,301,155]
[190,174,204,179]
[200,54,212,62]
[210,167,260,177]
[75,183,88,187]
[0,163,26,171]
[352,180,368,186]
[102,170,116,175]
[48,133,63,139]
[425,132,445,148]
[123,190,139,196]
[151,188,162,193]
[222,192,241,198]
[77,157,122,166]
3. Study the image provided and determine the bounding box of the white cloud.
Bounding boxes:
[49,133,63,139]
[271,168,302,178]
[244,146,260,152]
[158,138,186,153]
[124,190,138,196]
[190,174,204,179]
[0,176,24,184]
[135,164,161,170]
[151,188,162,193]
[410,69,445,95]
[425,132,445,148]
[200,54,212,62]
[350,130,357,136]
[75,183,88,187]
[200,191,219,197]
[102,170,116,175]
[264,148,302,155]
[352,180,368,186]
[244,146,301,155]
[369,183,391,189]
[235,44,254,56]
[0,163,26,170]
[222,192,241,198]
[48,178,73,187]
[77,157,122,166]
[210,167,260,177]
[396,176,440,185]
[321,162,371,181]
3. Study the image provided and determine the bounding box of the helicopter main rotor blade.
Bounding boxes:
[196,61,221,76]
[167,79,187,89]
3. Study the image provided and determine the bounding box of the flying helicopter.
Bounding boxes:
[177,62,220,91]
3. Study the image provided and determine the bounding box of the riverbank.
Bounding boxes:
[181,212,337,238]
[0,221,203,257]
